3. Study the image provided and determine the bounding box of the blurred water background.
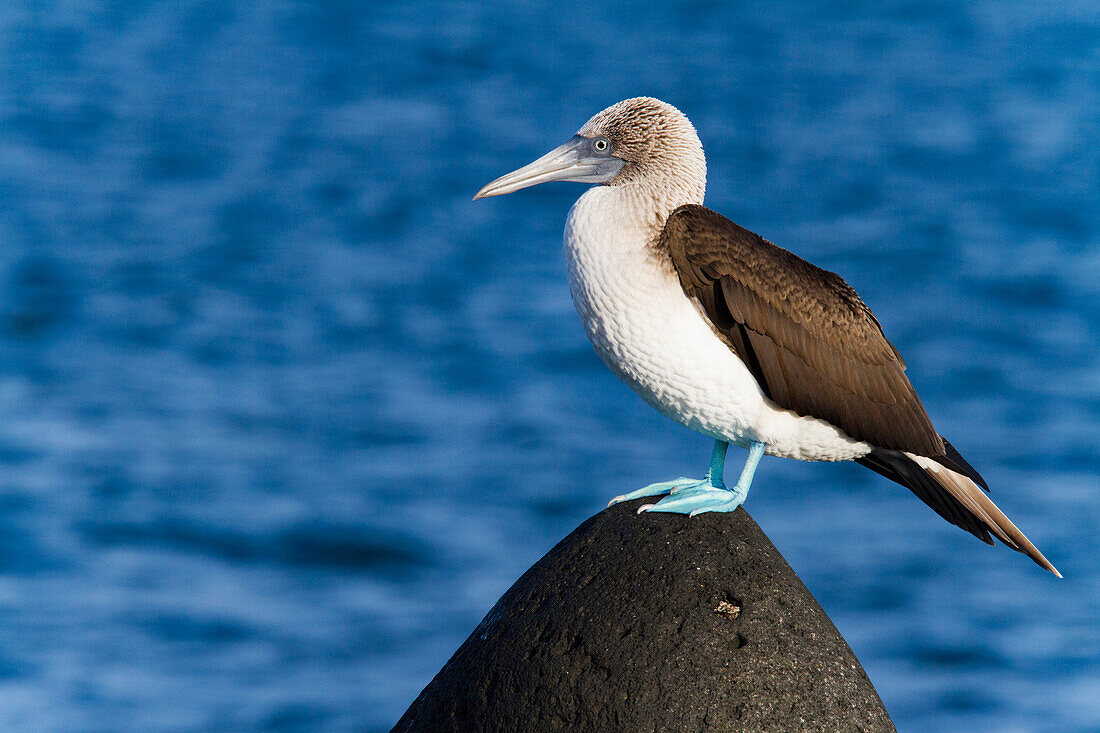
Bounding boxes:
[1,2,1098,731]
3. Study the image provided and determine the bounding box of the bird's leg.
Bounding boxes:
[607,440,729,507]
[637,441,765,515]
[688,441,765,515]
[703,438,728,487]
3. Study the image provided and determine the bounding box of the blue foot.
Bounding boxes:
[607,477,703,507]
[627,440,765,517]
[640,483,748,515]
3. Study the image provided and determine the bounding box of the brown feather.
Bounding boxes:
[858,449,1059,576]
[661,204,944,456]
[660,204,1059,574]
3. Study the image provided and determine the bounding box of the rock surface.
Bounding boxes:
[393,501,895,732]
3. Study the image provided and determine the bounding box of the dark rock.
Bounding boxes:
[393,501,895,732]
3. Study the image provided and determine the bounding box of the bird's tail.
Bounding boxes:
[857,445,1061,577]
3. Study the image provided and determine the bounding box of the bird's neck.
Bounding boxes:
[582,176,706,246]
[564,182,699,288]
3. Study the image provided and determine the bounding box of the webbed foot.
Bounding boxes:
[610,440,766,517]
[607,477,703,507]
[638,483,748,515]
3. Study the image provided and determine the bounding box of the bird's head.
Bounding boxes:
[474,97,706,204]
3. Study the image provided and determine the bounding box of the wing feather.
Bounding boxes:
[661,204,943,455]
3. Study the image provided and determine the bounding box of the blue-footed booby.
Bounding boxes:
[475,97,1059,576]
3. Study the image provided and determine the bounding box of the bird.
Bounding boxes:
[474,97,1059,577]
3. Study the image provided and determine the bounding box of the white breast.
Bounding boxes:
[563,186,871,462]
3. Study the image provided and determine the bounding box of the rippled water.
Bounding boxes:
[1,2,1097,731]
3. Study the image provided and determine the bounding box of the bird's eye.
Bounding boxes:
[593,137,609,152]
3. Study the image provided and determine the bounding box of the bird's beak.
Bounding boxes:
[474,136,625,200]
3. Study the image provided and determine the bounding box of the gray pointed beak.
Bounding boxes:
[474,136,626,200]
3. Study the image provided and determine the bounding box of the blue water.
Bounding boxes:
[1,2,1097,731]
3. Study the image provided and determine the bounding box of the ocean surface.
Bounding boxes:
[1,2,1098,731]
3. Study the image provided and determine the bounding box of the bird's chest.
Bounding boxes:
[562,189,765,439]
[564,190,677,368]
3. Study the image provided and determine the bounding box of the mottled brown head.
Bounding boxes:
[577,97,707,200]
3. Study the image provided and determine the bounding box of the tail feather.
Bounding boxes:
[857,447,1060,577]
[933,438,989,491]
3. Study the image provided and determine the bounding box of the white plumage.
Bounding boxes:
[564,184,871,462]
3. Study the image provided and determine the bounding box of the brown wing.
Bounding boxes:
[661,204,944,456]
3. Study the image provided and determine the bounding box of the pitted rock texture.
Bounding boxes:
[392,501,895,733]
